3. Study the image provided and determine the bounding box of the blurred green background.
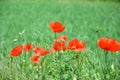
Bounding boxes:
[0,0,120,2]
[0,0,120,79]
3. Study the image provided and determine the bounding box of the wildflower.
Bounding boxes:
[67,38,86,52]
[51,41,66,51]
[98,38,120,52]
[98,38,109,51]
[30,55,40,64]
[23,43,33,52]
[10,45,23,57]
[34,46,50,56]
[50,22,65,33]
[108,39,120,52]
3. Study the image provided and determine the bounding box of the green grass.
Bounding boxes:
[0,1,120,80]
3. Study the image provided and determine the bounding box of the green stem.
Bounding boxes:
[10,57,13,79]
[37,65,39,80]
[24,53,27,76]
[55,32,57,39]
[104,51,109,79]
[41,56,47,80]
[20,56,23,78]
[114,53,117,78]
[104,51,108,66]
[32,64,37,80]
[33,65,39,80]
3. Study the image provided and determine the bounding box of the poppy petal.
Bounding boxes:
[50,22,65,33]
[30,55,40,64]
[10,45,23,57]
[23,43,33,52]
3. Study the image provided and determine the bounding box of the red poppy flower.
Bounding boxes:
[98,38,109,51]
[75,41,86,52]
[67,38,86,52]
[54,35,68,42]
[50,22,65,33]
[10,45,23,57]
[30,55,40,64]
[108,39,120,52]
[23,43,33,52]
[67,39,79,50]
[34,46,43,54]
[51,41,66,51]
[98,38,120,52]
[34,46,50,56]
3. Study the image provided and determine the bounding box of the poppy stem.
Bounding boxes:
[104,51,108,66]
[31,64,36,80]
[41,56,47,80]
[37,65,39,80]
[104,51,108,78]
[24,52,27,77]
[55,32,57,39]
[10,57,13,79]
[33,64,39,80]
[20,56,23,77]
[34,64,39,80]
[75,52,80,69]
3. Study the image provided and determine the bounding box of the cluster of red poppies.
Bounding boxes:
[10,43,51,64]
[10,22,120,64]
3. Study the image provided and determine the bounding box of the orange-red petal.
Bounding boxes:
[51,41,66,51]
[108,39,120,52]
[50,22,65,33]
[67,38,79,50]
[10,45,23,57]
[67,38,86,52]
[30,55,40,64]
[23,43,33,52]
[98,38,109,51]
[98,38,120,52]
[34,46,50,56]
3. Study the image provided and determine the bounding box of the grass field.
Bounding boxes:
[0,0,120,80]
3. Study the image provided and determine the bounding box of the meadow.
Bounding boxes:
[0,0,120,80]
